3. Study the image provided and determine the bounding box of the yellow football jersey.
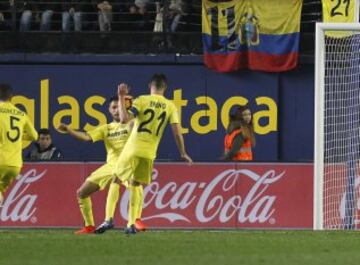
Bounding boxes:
[123,94,180,160]
[322,0,357,37]
[0,101,38,168]
[87,121,132,164]
[322,0,356,23]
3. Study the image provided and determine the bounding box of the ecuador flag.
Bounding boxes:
[202,0,302,72]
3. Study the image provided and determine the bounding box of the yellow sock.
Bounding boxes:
[105,183,120,221]
[78,197,94,227]
[127,185,140,227]
[0,191,4,206]
[135,185,144,220]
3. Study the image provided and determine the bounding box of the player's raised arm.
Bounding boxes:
[171,123,193,165]
[117,83,134,123]
[57,123,92,142]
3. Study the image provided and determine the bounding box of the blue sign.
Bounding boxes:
[0,65,279,161]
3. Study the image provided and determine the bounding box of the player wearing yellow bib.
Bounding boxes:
[0,84,38,206]
[104,74,192,234]
[58,95,146,234]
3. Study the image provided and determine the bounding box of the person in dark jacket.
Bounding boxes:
[27,128,63,160]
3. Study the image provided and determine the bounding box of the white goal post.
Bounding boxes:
[314,22,360,230]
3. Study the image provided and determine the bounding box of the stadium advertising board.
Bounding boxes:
[0,65,278,161]
[0,162,313,229]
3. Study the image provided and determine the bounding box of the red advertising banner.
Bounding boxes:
[0,162,313,229]
[323,164,360,229]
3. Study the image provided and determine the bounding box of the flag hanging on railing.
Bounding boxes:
[202,0,302,72]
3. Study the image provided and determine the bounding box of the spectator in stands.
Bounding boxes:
[132,0,149,15]
[19,1,33,31]
[27,128,63,160]
[97,1,112,32]
[223,105,256,161]
[154,0,185,33]
[153,0,185,49]
[153,2,163,33]
[0,3,6,30]
[0,12,3,30]
[127,0,155,31]
[62,0,87,32]
[0,0,12,30]
[168,0,184,32]
[19,0,58,31]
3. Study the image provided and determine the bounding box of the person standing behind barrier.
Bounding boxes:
[19,0,57,31]
[19,0,36,31]
[132,0,149,15]
[62,0,86,32]
[38,1,57,31]
[168,0,185,32]
[224,105,256,161]
[97,1,112,32]
[0,0,12,30]
[154,0,184,33]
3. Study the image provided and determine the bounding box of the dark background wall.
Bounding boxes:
[0,55,314,162]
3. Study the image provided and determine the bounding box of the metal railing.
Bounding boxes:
[0,0,323,54]
[1,0,322,33]
[0,0,201,32]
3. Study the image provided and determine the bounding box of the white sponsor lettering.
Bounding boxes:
[120,168,285,224]
[0,169,45,222]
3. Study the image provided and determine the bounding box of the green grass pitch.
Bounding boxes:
[0,229,360,265]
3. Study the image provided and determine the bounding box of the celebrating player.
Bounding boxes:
[101,73,192,234]
[0,84,38,206]
[58,94,146,234]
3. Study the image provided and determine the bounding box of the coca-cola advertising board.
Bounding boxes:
[0,162,313,228]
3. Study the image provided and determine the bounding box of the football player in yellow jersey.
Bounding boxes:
[108,73,193,234]
[0,84,38,206]
[58,95,146,234]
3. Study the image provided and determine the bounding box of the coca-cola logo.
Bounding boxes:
[0,164,313,227]
[0,169,45,222]
[120,168,285,224]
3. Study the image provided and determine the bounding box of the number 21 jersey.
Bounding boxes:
[125,94,179,160]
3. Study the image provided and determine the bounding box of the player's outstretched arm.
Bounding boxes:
[117,83,134,123]
[171,123,193,165]
[57,123,92,142]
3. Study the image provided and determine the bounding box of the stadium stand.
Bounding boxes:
[0,0,321,55]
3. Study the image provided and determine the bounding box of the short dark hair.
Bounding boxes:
[149,73,167,90]
[108,95,118,104]
[38,128,51,136]
[0,84,13,101]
